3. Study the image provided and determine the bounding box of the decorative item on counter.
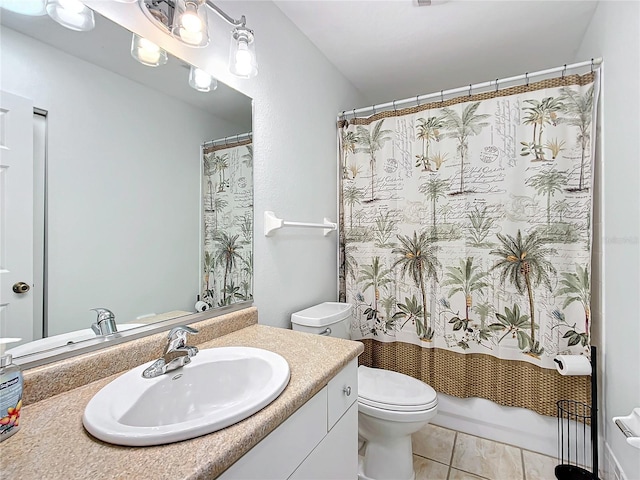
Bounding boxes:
[0,338,23,442]
[195,300,210,312]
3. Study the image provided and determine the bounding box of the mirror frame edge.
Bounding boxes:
[15,301,254,370]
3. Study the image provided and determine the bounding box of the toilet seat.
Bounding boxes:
[358,396,436,412]
[357,366,438,411]
[358,400,437,423]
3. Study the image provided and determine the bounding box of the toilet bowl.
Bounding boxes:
[357,365,438,480]
[291,302,439,480]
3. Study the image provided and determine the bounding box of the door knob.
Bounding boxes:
[12,282,30,294]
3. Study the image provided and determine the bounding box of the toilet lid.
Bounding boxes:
[358,366,438,411]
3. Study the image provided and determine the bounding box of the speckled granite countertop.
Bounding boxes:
[0,324,363,480]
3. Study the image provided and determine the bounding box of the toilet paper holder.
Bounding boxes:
[613,408,640,449]
[555,346,598,480]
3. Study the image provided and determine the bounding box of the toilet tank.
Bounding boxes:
[290,302,352,339]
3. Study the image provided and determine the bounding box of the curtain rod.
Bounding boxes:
[338,57,602,120]
[202,131,252,149]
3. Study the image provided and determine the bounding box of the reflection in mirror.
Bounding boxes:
[0,7,253,360]
[201,135,253,308]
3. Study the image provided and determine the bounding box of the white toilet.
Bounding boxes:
[291,302,438,480]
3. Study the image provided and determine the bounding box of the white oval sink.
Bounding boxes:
[83,347,290,446]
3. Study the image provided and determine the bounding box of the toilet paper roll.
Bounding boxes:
[554,355,592,376]
[195,301,210,312]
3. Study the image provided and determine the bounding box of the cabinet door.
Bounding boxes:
[219,388,327,480]
[289,402,358,480]
[327,359,358,429]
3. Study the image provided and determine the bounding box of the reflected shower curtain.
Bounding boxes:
[201,136,253,308]
[339,72,599,415]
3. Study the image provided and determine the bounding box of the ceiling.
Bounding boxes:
[274,0,599,106]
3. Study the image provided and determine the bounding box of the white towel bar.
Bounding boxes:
[264,211,337,237]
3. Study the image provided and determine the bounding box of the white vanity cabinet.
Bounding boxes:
[219,359,358,480]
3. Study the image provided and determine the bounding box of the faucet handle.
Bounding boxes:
[167,325,198,339]
[91,308,115,321]
[165,325,198,352]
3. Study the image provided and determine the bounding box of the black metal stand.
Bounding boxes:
[555,346,598,480]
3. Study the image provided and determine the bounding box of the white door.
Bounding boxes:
[0,91,34,345]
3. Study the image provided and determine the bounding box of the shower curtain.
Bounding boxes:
[201,136,253,308]
[339,72,599,416]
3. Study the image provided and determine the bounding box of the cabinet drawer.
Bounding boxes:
[327,359,358,430]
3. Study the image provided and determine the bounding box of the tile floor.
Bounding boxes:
[408,424,560,480]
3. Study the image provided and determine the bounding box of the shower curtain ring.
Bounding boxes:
[392,100,397,113]
[562,65,567,79]
[495,79,499,92]
[352,108,356,120]
[224,136,228,146]
[440,90,444,103]
[236,133,240,143]
[468,84,472,97]
[416,95,420,107]
[372,105,376,115]
[591,58,594,72]
[525,72,529,86]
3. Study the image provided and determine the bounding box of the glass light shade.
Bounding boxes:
[46,0,95,31]
[130,34,168,67]
[171,0,209,48]
[188,67,217,93]
[0,0,46,15]
[229,27,257,78]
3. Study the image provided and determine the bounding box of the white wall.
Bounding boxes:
[1,28,245,336]
[87,0,366,329]
[575,2,640,479]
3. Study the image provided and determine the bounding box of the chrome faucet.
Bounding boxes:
[90,308,118,336]
[142,326,199,379]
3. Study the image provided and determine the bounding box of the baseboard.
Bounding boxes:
[431,393,560,457]
[603,441,628,480]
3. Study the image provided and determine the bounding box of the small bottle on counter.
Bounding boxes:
[0,338,23,442]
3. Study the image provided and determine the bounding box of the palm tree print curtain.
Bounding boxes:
[339,72,599,415]
[202,136,253,308]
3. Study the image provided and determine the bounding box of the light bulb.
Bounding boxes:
[193,69,211,89]
[181,10,202,33]
[137,39,161,65]
[46,0,95,31]
[178,28,203,46]
[189,67,217,92]
[234,42,252,77]
[131,34,167,67]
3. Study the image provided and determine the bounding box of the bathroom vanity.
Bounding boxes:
[0,308,363,479]
[221,359,358,479]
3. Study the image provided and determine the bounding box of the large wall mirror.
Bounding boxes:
[0,7,253,362]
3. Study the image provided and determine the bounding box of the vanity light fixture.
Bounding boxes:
[0,0,47,16]
[45,0,95,31]
[172,0,209,47]
[130,34,168,67]
[229,25,257,78]
[188,66,217,92]
[139,0,258,78]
